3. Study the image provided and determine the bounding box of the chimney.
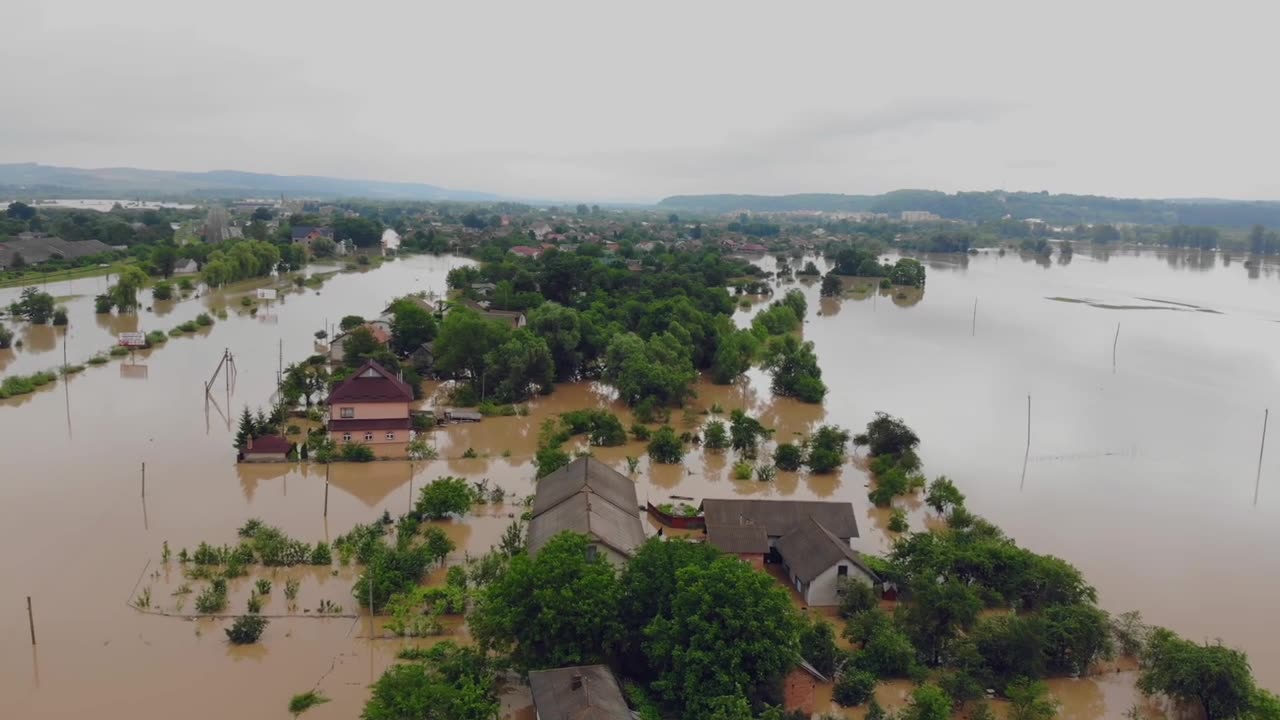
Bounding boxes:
[571,673,583,691]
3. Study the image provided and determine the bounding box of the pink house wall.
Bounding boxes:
[332,402,409,420]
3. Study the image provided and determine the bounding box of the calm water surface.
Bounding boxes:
[1,249,1278,719]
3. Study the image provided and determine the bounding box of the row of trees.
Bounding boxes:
[434,248,821,407]
[469,533,807,718]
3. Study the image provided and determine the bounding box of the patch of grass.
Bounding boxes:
[109,346,130,357]
[0,370,57,399]
[288,691,330,716]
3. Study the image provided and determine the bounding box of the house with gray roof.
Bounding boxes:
[700,498,873,606]
[774,516,878,606]
[528,457,645,566]
[700,498,859,543]
[528,664,630,720]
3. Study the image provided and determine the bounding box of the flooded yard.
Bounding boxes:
[2,249,1279,718]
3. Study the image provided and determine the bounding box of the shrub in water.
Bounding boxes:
[225,615,268,644]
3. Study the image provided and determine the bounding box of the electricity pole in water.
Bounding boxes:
[1256,409,1269,506]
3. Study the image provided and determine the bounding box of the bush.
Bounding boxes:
[287,691,330,716]
[853,412,920,457]
[0,371,57,399]
[145,330,167,347]
[310,541,332,565]
[838,578,878,618]
[152,282,173,301]
[195,312,214,327]
[646,425,684,464]
[449,383,479,407]
[94,294,114,313]
[109,345,129,357]
[339,443,375,462]
[806,425,850,473]
[195,583,228,614]
[732,461,754,480]
[51,307,68,326]
[703,420,729,450]
[414,477,474,519]
[630,423,651,441]
[888,508,908,532]
[773,442,804,471]
[833,670,877,707]
[535,446,570,478]
[226,615,268,644]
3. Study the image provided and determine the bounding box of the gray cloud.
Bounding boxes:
[2,0,1279,201]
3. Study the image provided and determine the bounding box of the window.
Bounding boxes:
[340,407,354,418]
[385,432,396,440]
[585,545,598,562]
[837,565,848,578]
[364,432,374,441]
[342,433,352,442]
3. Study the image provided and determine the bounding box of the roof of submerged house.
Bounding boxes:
[700,498,859,539]
[774,516,879,583]
[327,360,413,404]
[244,435,292,454]
[528,457,644,558]
[705,523,770,555]
[528,665,630,720]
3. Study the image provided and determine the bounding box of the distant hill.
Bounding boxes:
[658,190,1280,229]
[0,162,500,202]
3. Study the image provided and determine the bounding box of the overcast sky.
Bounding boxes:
[3,0,1275,202]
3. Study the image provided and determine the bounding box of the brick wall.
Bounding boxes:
[783,667,816,716]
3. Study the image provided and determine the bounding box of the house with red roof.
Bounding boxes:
[509,245,543,259]
[238,435,293,463]
[327,360,415,457]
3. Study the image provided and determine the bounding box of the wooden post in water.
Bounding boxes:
[1256,409,1269,506]
[324,465,330,517]
[1026,394,1032,448]
[971,297,978,337]
[27,596,36,645]
[141,462,146,498]
[1112,323,1121,373]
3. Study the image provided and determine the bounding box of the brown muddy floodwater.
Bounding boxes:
[2,249,1279,719]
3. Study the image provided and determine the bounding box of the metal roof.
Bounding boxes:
[774,516,879,584]
[529,457,644,558]
[528,665,630,720]
[700,498,859,539]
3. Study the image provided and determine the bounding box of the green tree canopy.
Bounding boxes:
[1138,628,1257,720]
[643,555,802,716]
[469,532,623,671]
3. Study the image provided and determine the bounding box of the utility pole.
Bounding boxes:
[1256,409,1269,506]
[27,596,36,645]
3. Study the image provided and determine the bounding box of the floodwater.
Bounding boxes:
[28,198,198,212]
[2,248,1279,719]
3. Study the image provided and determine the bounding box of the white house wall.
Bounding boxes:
[804,561,877,606]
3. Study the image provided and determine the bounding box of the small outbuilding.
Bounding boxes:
[239,435,292,463]
[528,665,630,720]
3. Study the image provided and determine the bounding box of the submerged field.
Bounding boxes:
[2,249,1280,718]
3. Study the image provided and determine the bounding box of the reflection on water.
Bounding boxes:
[4,250,1280,718]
